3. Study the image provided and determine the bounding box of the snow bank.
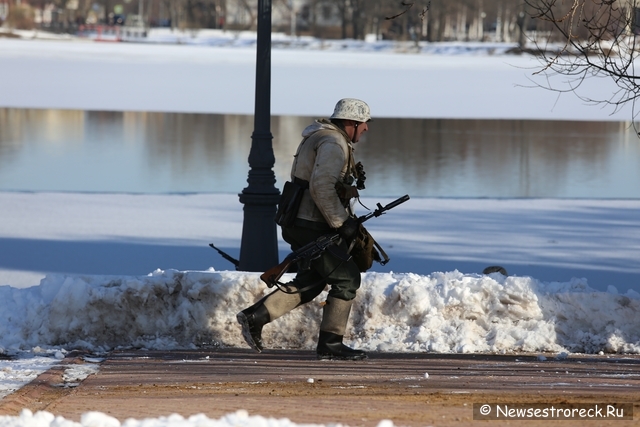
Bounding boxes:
[1,269,638,355]
[1,409,387,427]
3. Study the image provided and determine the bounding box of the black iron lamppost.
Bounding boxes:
[238,0,280,271]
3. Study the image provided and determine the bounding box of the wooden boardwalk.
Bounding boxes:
[1,349,639,426]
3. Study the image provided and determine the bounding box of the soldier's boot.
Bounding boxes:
[237,290,301,353]
[316,296,367,361]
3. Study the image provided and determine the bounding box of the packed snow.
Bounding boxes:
[1,409,394,427]
[0,352,64,398]
[1,31,640,427]
[0,349,102,399]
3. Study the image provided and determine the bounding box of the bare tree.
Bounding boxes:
[350,0,367,39]
[337,0,348,38]
[383,0,528,42]
[382,0,431,41]
[524,0,640,118]
[318,0,371,39]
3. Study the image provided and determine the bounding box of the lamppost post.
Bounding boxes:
[238,0,280,272]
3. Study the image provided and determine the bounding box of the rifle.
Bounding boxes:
[208,243,240,269]
[260,194,410,289]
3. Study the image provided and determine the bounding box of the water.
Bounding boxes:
[1,108,639,198]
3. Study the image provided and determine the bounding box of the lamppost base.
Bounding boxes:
[238,191,281,272]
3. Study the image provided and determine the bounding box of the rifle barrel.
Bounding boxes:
[385,194,410,209]
[209,243,240,268]
[359,194,410,223]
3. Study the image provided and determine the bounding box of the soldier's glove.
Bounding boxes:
[338,217,359,244]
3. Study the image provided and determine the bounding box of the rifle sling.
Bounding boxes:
[374,238,390,265]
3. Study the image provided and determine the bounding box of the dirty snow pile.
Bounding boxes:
[1,409,394,427]
[1,269,638,356]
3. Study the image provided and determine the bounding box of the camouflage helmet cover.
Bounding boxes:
[330,98,371,123]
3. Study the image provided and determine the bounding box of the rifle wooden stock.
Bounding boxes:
[260,233,341,288]
[260,256,296,288]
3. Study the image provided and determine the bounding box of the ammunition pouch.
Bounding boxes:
[275,178,309,227]
[349,224,389,272]
[335,181,359,205]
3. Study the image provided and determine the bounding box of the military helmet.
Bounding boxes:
[330,98,371,123]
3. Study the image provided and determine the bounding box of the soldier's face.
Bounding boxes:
[351,121,368,143]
